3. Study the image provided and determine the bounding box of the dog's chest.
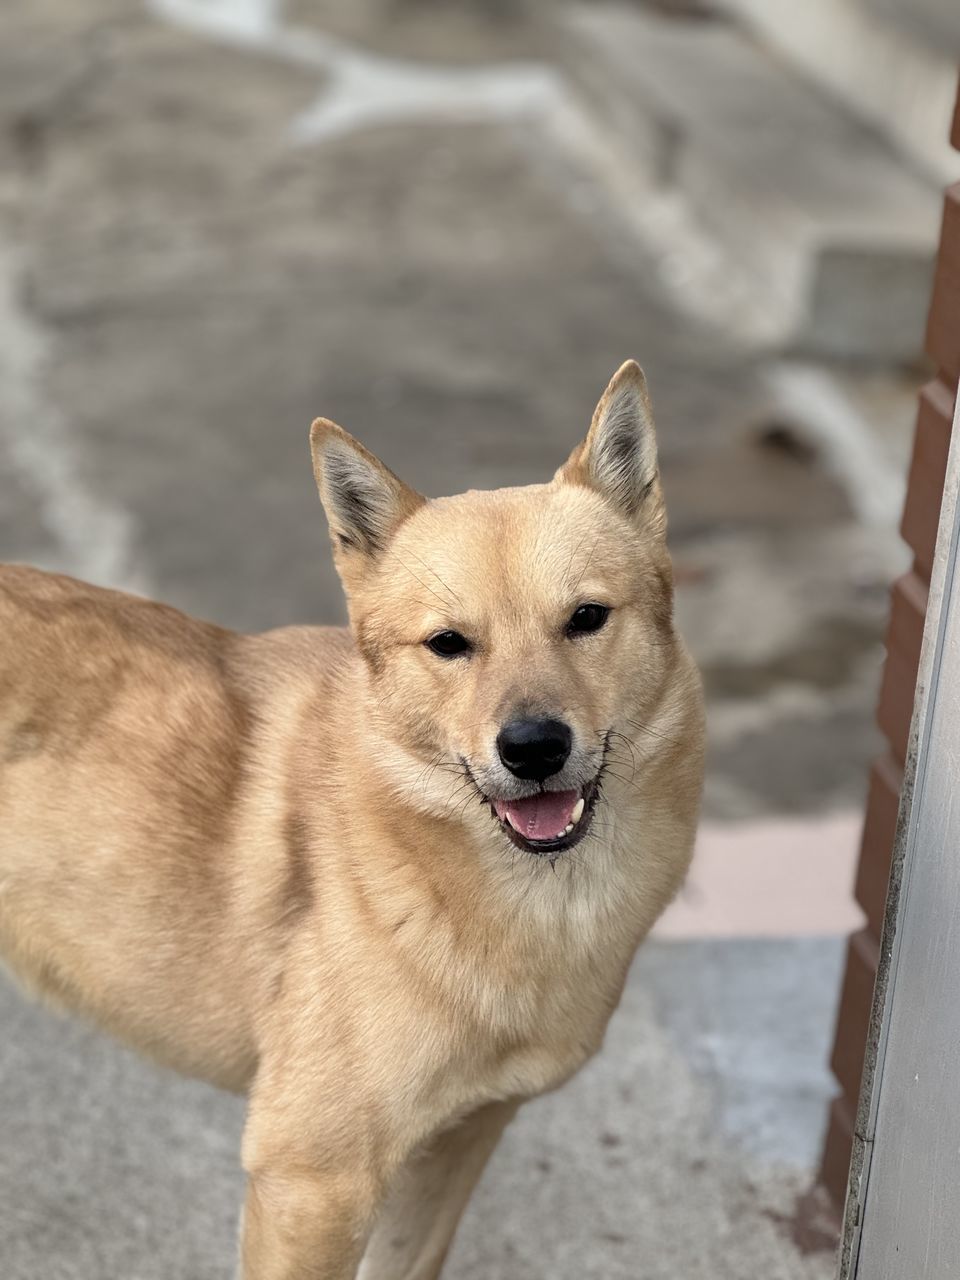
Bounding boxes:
[450,932,630,1105]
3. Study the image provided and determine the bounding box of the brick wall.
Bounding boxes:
[819,77,960,1211]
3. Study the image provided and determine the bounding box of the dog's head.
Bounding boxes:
[311,361,681,858]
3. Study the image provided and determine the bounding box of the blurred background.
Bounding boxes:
[1,1,958,1277]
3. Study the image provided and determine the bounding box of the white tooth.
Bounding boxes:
[571,797,585,825]
[564,823,574,834]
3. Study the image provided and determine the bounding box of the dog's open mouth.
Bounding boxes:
[491,778,599,856]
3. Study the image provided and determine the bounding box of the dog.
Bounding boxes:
[0,360,704,1279]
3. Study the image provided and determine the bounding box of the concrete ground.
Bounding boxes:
[0,0,924,1275]
[0,939,842,1280]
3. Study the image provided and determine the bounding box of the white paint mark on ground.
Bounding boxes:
[144,0,779,343]
[141,2,794,344]
[148,0,279,44]
[0,244,150,593]
[766,362,906,527]
[148,0,560,142]
[290,53,558,145]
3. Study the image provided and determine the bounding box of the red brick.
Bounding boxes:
[830,928,880,1108]
[855,753,903,935]
[876,571,927,763]
[900,377,955,581]
[820,1095,855,1213]
[926,185,960,385]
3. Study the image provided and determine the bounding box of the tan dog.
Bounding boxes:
[0,361,704,1279]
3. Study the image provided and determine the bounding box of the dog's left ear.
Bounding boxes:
[557,361,663,529]
[310,418,424,560]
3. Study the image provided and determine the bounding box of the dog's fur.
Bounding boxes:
[0,362,704,1279]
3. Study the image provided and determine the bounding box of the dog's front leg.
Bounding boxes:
[356,1100,519,1280]
[240,1166,379,1280]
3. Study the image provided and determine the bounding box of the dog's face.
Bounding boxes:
[311,362,677,858]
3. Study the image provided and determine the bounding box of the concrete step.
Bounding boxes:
[716,0,960,187]
[553,3,942,361]
[865,0,960,61]
[870,0,960,52]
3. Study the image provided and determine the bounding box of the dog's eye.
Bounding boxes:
[425,630,472,659]
[567,603,610,636]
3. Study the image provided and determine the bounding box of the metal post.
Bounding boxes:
[841,389,960,1278]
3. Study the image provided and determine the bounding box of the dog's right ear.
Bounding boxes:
[310,419,424,562]
[556,361,664,533]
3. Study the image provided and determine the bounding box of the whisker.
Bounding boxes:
[601,769,645,797]
[606,730,639,782]
[404,549,462,606]
[387,549,451,611]
[570,532,603,596]
[624,717,680,745]
[562,529,592,592]
[411,751,448,792]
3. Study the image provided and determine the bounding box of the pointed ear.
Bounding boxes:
[310,418,424,557]
[557,361,661,521]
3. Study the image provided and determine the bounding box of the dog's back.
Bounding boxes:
[0,564,349,1086]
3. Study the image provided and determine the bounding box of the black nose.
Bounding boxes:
[496,717,572,781]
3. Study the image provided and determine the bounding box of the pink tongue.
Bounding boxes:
[495,790,580,841]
